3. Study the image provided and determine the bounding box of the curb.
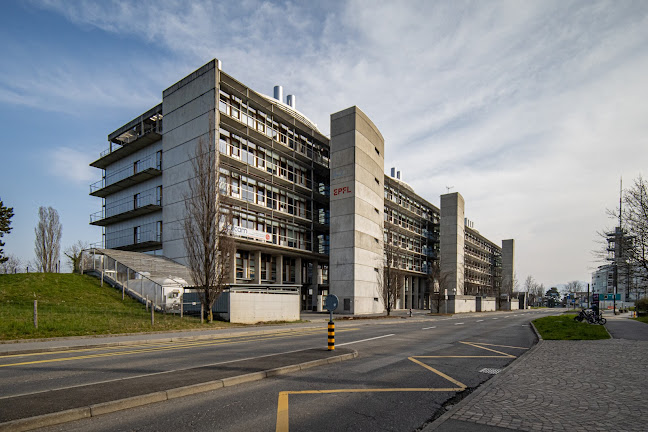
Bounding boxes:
[421,322,542,431]
[0,350,357,432]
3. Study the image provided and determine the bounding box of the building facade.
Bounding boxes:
[89,59,513,314]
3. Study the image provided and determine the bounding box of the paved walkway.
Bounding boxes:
[426,315,648,432]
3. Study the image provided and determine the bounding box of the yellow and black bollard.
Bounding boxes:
[328,320,335,351]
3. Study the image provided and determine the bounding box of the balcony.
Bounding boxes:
[91,105,163,169]
[90,154,162,197]
[106,223,162,251]
[90,188,162,226]
[90,130,162,169]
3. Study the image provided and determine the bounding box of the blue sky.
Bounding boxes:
[1,0,647,288]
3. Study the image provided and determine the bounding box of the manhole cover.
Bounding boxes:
[479,368,501,375]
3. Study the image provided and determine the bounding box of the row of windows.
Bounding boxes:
[219,169,310,221]
[219,90,330,166]
[228,207,311,252]
[384,187,438,222]
[219,129,311,190]
[465,232,498,255]
[384,207,426,236]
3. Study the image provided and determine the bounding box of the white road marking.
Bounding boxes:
[336,334,395,346]
[492,318,499,320]
[422,326,437,330]
[454,323,464,325]
[476,320,484,322]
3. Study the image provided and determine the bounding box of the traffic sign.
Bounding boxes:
[325,294,339,312]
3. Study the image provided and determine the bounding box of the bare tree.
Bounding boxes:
[64,241,89,273]
[34,206,62,273]
[183,136,235,323]
[0,253,21,274]
[621,176,648,286]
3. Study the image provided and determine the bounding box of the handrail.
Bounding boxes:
[80,248,180,312]
[90,153,161,193]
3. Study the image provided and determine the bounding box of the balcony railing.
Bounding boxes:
[219,99,329,168]
[90,187,161,226]
[90,153,162,196]
[219,142,312,190]
[106,223,162,250]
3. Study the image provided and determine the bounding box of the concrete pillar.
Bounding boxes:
[230,251,237,283]
[502,239,515,295]
[329,106,385,314]
[295,257,302,285]
[414,277,420,309]
[310,260,319,310]
[276,255,283,284]
[400,275,406,309]
[440,192,465,295]
[408,276,413,309]
[253,251,261,284]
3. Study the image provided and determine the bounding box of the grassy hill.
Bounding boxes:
[0,273,238,341]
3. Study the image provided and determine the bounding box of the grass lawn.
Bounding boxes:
[633,316,648,324]
[0,273,249,340]
[533,314,610,340]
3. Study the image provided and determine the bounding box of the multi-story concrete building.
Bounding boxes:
[89,59,513,314]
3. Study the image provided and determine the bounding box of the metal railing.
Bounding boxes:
[219,99,329,168]
[106,223,161,249]
[90,153,161,194]
[80,248,178,312]
[90,187,161,224]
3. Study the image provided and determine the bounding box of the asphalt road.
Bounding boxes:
[4,309,559,432]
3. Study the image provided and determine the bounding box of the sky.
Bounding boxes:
[1,0,647,288]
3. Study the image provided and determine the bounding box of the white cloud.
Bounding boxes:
[48,147,96,184]
[23,0,648,287]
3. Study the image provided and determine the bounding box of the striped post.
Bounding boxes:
[328,320,335,351]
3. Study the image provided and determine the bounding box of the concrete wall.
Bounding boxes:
[218,291,300,324]
[440,193,465,295]
[447,295,476,313]
[329,106,385,315]
[480,297,497,312]
[162,60,220,263]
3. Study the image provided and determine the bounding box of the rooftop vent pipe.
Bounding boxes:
[390,167,396,177]
[273,86,283,102]
[287,94,296,109]
[397,171,401,180]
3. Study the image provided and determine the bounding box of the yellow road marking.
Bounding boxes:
[407,357,467,389]
[1,327,359,360]
[275,340,528,431]
[459,342,516,358]
[461,342,529,350]
[0,328,358,368]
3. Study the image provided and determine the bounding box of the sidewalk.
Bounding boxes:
[425,315,648,432]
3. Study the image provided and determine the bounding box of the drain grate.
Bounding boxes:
[479,368,502,375]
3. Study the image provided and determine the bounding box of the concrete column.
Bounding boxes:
[295,257,302,285]
[414,277,420,309]
[253,251,261,284]
[329,106,385,315]
[276,255,283,284]
[230,251,237,283]
[400,275,406,309]
[407,276,413,309]
[310,260,319,310]
[440,192,465,295]
[502,239,515,295]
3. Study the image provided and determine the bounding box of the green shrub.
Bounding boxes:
[636,297,648,312]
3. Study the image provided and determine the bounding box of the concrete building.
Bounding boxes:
[89,59,513,315]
